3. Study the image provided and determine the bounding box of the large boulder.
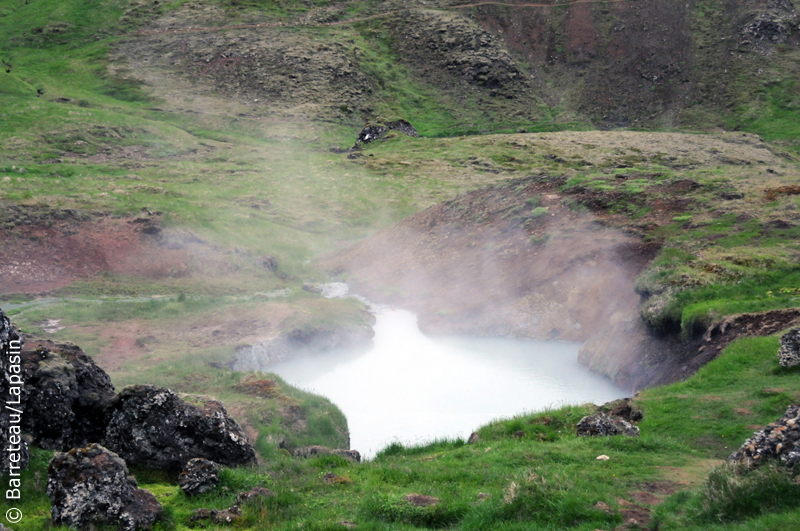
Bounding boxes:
[576,412,640,437]
[103,385,257,471]
[0,309,29,475]
[17,339,115,450]
[47,444,162,531]
[729,404,800,468]
[778,328,800,368]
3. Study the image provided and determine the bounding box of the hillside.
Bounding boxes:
[1,0,800,530]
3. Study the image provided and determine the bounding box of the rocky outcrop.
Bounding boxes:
[103,385,257,471]
[741,0,799,48]
[729,404,800,468]
[232,322,374,372]
[778,328,800,368]
[576,412,640,437]
[1,309,29,475]
[47,444,162,531]
[16,339,115,451]
[292,445,361,463]
[353,119,419,148]
[388,10,523,91]
[178,458,220,497]
[599,398,643,423]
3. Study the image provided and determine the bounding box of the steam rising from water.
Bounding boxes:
[269,290,628,458]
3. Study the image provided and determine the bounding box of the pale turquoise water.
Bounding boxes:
[269,305,628,458]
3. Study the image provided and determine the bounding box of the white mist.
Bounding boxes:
[269,304,628,459]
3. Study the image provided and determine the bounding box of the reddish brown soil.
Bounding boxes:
[81,303,294,374]
[0,214,188,295]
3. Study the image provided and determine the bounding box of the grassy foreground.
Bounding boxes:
[10,331,800,531]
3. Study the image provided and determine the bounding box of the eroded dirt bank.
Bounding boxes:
[322,175,655,343]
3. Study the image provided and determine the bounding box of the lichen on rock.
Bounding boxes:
[47,444,162,531]
[103,385,257,471]
[178,458,220,497]
[576,412,640,437]
[777,328,800,368]
[729,404,800,468]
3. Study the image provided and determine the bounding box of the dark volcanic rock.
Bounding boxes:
[729,404,800,467]
[178,458,220,497]
[103,385,257,471]
[599,397,644,423]
[741,0,799,47]
[355,123,387,147]
[576,412,640,437]
[19,339,115,450]
[386,119,419,138]
[0,330,114,456]
[236,486,275,505]
[0,309,29,474]
[778,328,800,368]
[292,445,361,462]
[47,444,162,531]
[353,119,419,148]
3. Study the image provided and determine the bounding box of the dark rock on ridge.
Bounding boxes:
[292,445,361,462]
[778,328,800,368]
[599,397,644,423]
[729,404,800,468]
[576,412,640,437]
[47,444,162,531]
[353,119,419,148]
[178,458,220,497]
[103,385,257,471]
[0,309,29,474]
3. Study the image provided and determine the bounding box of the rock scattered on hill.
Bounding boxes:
[47,444,162,531]
[178,458,220,497]
[236,486,275,505]
[292,445,361,462]
[729,404,800,467]
[576,412,640,437]
[353,119,419,148]
[599,397,644,423]
[778,328,800,368]
[103,385,257,471]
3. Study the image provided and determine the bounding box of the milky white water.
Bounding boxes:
[269,302,628,459]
